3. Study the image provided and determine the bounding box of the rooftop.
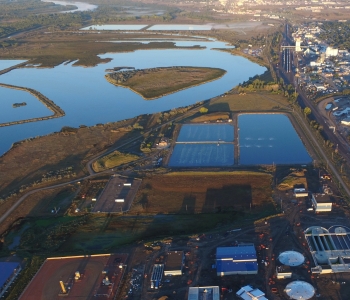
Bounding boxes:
[236,285,268,300]
[312,193,332,203]
[216,245,257,260]
[188,286,220,300]
[0,262,20,288]
[165,251,184,271]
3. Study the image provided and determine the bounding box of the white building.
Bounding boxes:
[341,117,350,126]
[311,193,332,212]
[294,188,308,198]
[326,47,339,57]
[236,285,268,300]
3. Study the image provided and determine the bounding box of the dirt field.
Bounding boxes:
[19,254,128,300]
[133,171,273,214]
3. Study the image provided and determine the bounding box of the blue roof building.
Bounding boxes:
[216,245,258,276]
[0,262,21,297]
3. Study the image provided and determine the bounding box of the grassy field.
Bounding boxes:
[92,150,139,172]
[106,67,226,99]
[208,91,290,112]
[277,169,308,191]
[132,171,273,214]
[190,112,230,122]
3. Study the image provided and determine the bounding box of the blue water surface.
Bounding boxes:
[177,124,234,142]
[169,143,234,167]
[239,114,312,165]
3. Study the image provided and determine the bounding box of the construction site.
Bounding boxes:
[18,254,128,300]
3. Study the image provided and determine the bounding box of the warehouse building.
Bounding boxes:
[311,193,332,212]
[216,245,258,276]
[164,251,184,276]
[188,286,220,300]
[0,262,21,298]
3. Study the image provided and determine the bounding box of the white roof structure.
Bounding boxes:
[278,251,305,267]
[284,281,315,300]
[236,285,268,300]
[188,286,220,300]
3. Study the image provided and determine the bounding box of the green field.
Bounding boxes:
[92,150,139,172]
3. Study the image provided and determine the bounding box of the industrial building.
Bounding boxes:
[311,193,332,212]
[0,262,21,298]
[236,285,267,300]
[293,188,308,198]
[164,251,184,276]
[216,245,258,276]
[188,286,220,300]
[305,226,350,274]
[150,264,164,289]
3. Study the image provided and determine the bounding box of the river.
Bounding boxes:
[0,38,265,155]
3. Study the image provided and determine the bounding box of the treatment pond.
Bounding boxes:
[168,115,312,167]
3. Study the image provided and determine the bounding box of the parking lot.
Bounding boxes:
[92,176,142,213]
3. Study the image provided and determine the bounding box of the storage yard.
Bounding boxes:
[19,254,128,300]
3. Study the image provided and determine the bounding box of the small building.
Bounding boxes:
[164,251,184,276]
[150,264,163,289]
[311,193,332,212]
[236,285,267,300]
[216,245,258,276]
[276,265,292,279]
[294,188,308,198]
[0,262,21,298]
[188,286,220,300]
[341,117,350,126]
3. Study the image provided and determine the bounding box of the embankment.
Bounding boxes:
[0,83,65,127]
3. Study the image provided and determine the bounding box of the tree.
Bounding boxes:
[303,107,311,118]
[199,107,208,114]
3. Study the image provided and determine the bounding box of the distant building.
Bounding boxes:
[164,251,184,276]
[0,262,21,298]
[311,193,332,212]
[188,286,220,300]
[216,245,258,276]
[326,47,339,57]
[236,285,267,300]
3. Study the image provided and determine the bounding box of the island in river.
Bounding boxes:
[105,66,227,100]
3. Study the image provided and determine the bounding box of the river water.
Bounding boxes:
[0,39,265,155]
[41,0,97,12]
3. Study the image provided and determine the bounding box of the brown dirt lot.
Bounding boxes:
[133,171,273,214]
